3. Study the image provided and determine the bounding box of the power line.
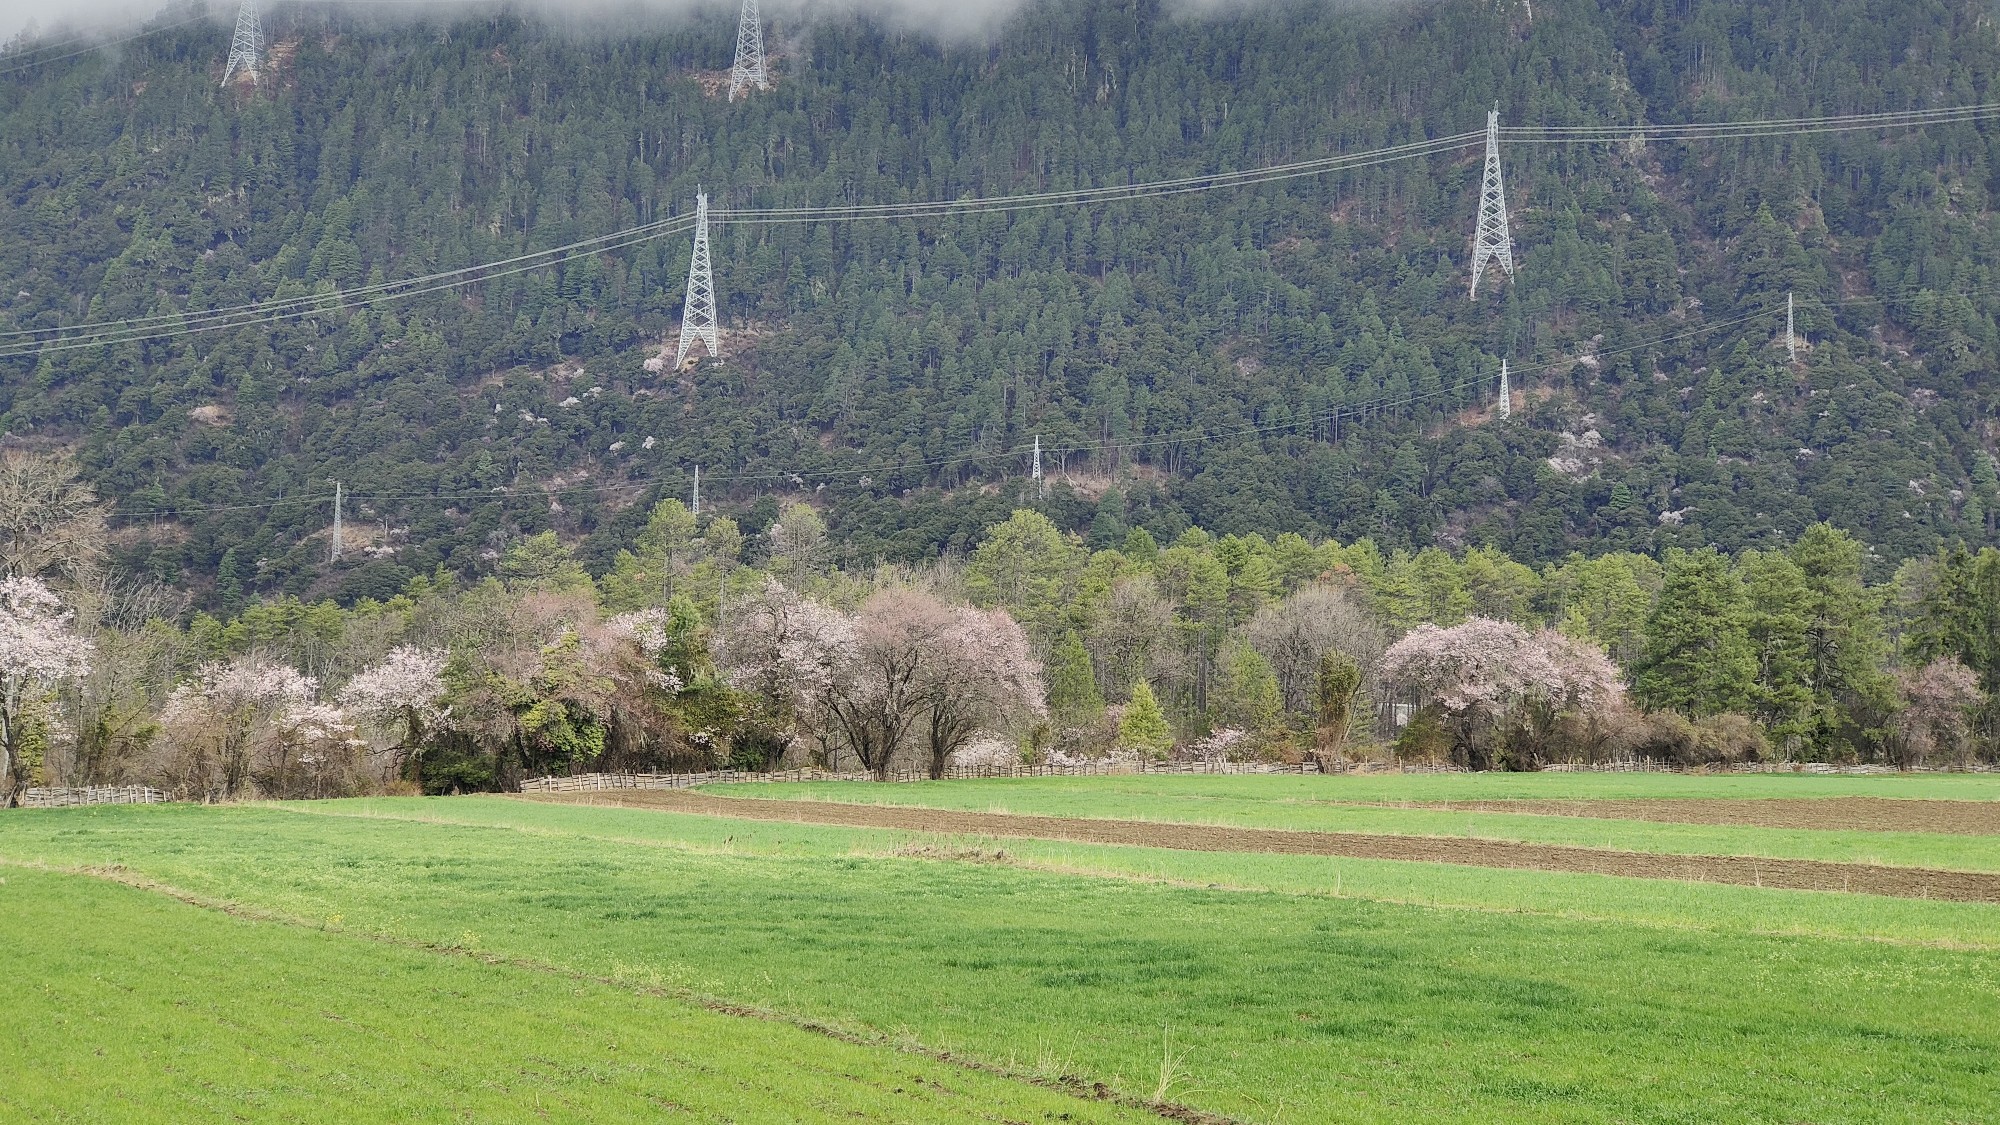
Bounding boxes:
[0,13,206,78]
[6,100,1996,357]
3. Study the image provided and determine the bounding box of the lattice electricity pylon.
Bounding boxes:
[1497,358,1512,420]
[1469,104,1515,299]
[1031,434,1046,500]
[727,0,770,101]
[1786,291,1798,362]
[675,192,720,368]
[222,1,262,87]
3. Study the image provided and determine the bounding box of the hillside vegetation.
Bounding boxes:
[0,0,1996,607]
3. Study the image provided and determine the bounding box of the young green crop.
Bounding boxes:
[0,865,1154,1124]
[5,800,2000,1123]
[297,796,2000,947]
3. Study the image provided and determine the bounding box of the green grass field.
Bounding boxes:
[0,865,1155,1124]
[6,788,2000,1123]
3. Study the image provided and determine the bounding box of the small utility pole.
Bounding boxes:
[330,480,344,563]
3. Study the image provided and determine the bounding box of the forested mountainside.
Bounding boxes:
[0,0,1997,607]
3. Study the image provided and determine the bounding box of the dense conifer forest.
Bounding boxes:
[0,0,1995,606]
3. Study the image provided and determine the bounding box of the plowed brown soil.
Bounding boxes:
[528,791,2000,904]
[1393,797,2000,835]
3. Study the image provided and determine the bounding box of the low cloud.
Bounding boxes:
[0,0,1387,49]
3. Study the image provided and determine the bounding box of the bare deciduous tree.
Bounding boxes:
[1247,584,1390,717]
[0,449,108,587]
[1087,576,1177,703]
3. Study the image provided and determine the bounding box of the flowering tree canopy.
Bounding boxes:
[338,647,450,743]
[0,576,95,803]
[1380,618,1623,723]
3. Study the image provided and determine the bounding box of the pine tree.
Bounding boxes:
[1737,550,1816,748]
[1044,632,1105,728]
[1116,680,1174,758]
[1634,548,1757,717]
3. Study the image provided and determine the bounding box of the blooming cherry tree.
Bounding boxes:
[0,577,94,804]
[339,647,450,751]
[1380,617,1623,767]
[158,656,323,799]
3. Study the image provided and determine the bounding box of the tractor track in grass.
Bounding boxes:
[530,791,2000,903]
[1371,797,2000,836]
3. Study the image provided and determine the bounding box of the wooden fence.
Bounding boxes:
[18,786,165,808]
[520,759,1325,793]
[519,756,1998,793]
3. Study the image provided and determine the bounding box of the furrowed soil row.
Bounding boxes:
[532,791,2000,904]
[1388,797,2000,836]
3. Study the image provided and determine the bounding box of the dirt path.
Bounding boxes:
[528,791,2000,904]
[1381,797,2000,835]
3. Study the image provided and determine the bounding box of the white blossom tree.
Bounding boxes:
[0,577,94,805]
[157,656,322,799]
[718,577,851,767]
[1893,658,1987,766]
[338,647,450,782]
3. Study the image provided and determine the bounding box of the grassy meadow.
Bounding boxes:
[6,784,2000,1123]
[0,865,1156,1124]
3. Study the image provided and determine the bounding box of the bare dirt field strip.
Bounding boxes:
[1394,797,2000,835]
[528,792,2000,903]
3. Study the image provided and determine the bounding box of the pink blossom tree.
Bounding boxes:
[0,577,94,805]
[1893,659,1987,766]
[338,647,449,782]
[718,577,853,768]
[915,605,1045,779]
[1380,617,1623,768]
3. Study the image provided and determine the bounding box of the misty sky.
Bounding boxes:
[0,0,1320,48]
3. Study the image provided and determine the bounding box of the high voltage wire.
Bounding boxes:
[0,14,206,78]
[10,99,1996,357]
[0,216,696,355]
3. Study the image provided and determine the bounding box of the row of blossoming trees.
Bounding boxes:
[3,448,1997,803]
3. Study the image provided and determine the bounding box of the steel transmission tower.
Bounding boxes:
[1786,291,1798,362]
[222,1,263,87]
[1031,435,1046,500]
[676,192,720,368]
[1497,359,1512,420]
[1469,105,1515,299]
[728,0,770,101]
[691,465,702,516]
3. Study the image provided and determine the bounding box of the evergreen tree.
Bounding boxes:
[1044,631,1105,729]
[1737,550,1816,748]
[1116,680,1174,758]
[1634,548,1757,717]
